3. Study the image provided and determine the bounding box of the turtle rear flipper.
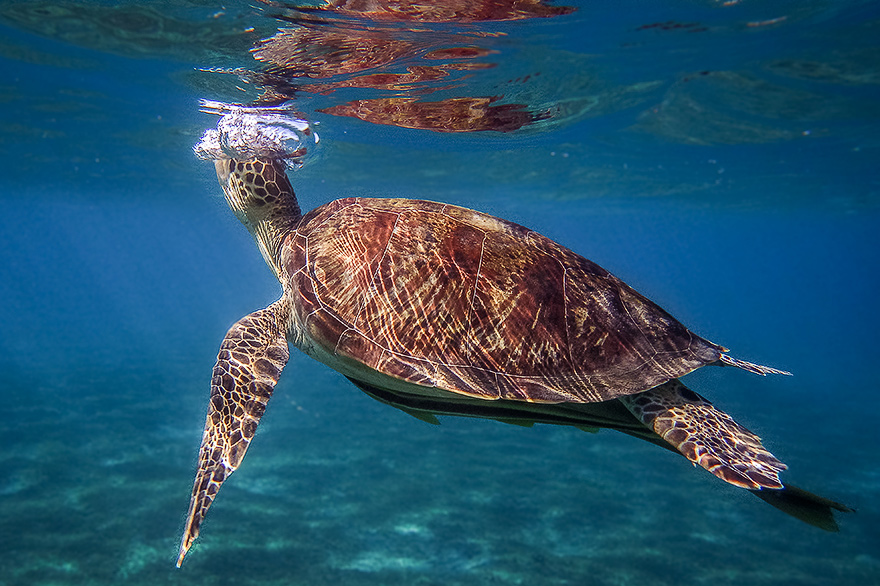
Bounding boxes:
[177,298,290,567]
[622,379,787,490]
[751,484,853,531]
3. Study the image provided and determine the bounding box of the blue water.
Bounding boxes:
[1,1,879,584]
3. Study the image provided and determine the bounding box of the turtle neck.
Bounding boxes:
[215,157,301,280]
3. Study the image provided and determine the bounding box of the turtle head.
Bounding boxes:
[214,156,301,279]
[213,157,298,227]
[195,103,317,278]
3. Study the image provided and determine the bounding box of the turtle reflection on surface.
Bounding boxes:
[249,0,572,132]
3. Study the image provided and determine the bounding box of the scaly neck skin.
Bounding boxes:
[215,158,301,279]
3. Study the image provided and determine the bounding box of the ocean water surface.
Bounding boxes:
[1,1,879,584]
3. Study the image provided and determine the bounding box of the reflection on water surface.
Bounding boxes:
[246,0,574,132]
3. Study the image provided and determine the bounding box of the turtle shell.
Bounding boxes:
[281,198,724,404]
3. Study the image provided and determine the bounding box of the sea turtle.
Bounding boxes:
[177,106,848,566]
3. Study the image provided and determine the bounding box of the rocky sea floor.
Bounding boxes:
[3,354,878,586]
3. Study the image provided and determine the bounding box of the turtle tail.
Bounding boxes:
[718,353,792,376]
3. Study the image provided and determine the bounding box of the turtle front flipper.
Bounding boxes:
[177,298,291,567]
[621,379,787,490]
